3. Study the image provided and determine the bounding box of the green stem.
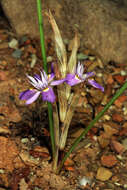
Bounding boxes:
[57,81,127,173]
[37,0,55,156]
[37,0,47,73]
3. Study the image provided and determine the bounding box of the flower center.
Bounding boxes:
[43,87,49,92]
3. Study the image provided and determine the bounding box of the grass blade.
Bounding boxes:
[57,81,127,173]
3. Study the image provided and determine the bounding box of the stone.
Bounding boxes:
[30,54,37,68]
[112,113,124,122]
[79,176,92,186]
[12,49,22,58]
[111,140,125,154]
[29,146,50,161]
[98,133,110,148]
[103,123,118,137]
[0,79,22,123]
[96,167,112,181]
[1,0,127,64]
[101,155,117,167]
[8,38,18,49]
[0,137,19,172]
[0,126,11,135]
[19,150,40,166]
[114,75,125,84]
[114,95,127,108]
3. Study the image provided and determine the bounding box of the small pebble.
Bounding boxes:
[96,167,112,181]
[124,184,127,188]
[116,155,123,160]
[0,169,5,174]
[8,38,18,49]
[103,115,111,120]
[21,138,29,143]
[31,137,35,142]
[79,176,92,186]
[123,107,127,115]
[30,54,37,68]
[120,70,127,76]
[96,73,103,77]
[47,56,53,63]
[12,49,22,58]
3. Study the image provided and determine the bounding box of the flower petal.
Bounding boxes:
[51,62,54,73]
[82,72,95,80]
[88,79,104,92]
[65,74,82,86]
[50,78,65,86]
[42,87,56,103]
[27,74,43,90]
[19,89,40,104]
[48,73,55,82]
[34,74,41,80]
[27,75,38,85]
[76,62,84,78]
[40,71,48,87]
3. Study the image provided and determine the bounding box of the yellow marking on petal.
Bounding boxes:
[43,87,49,92]
[30,88,33,90]
[48,74,51,79]
[75,75,80,80]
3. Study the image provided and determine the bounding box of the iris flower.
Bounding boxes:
[19,69,65,104]
[65,62,104,92]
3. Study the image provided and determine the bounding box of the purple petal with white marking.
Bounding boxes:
[50,78,65,86]
[32,77,45,89]
[27,75,38,85]
[76,62,84,78]
[34,74,41,80]
[42,87,56,103]
[65,74,82,86]
[88,79,104,92]
[40,71,48,86]
[19,89,40,104]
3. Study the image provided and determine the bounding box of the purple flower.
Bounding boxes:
[65,62,104,92]
[19,70,65,104]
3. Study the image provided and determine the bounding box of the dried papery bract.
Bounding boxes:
[66,33,80,100]
[68,33,80,74]
[52,102,59,171]
[52,102,59,147]
[57,83,68,122]
[47,10,68,122]
[59,90,81,150]
[46,10,67,78]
